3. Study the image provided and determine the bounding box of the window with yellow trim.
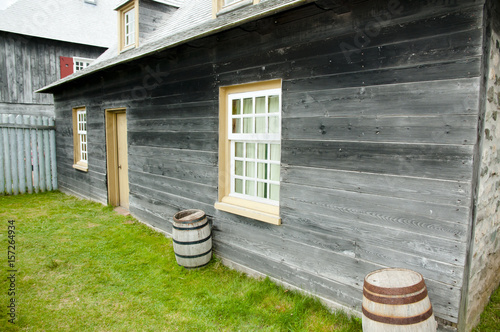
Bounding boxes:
[72,107,88,172]
[117,0,138,52]
[215,80,282,225]
[212,0,260,17]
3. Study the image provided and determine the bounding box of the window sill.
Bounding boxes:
[73,163,88,172]
[215,196,281,225]
[119,44,136,53]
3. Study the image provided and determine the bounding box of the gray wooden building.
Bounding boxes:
[0,0,117,117]
[39,0,500,330]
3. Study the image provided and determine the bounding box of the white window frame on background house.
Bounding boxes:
[73,57,93,72]
[72,107,88,171]
[215,79,282,225]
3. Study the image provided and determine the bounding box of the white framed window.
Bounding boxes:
[77,110,88,163]
[228,90,281,205]
[73,57,93,72]
[73,107,88,171]
[117,0,138,51]
[215,79,282,225]
[124,7,135,47]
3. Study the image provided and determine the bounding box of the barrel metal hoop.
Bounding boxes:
[173,234,212,246]
[180,260,212,269]
[362,306,433,325]
[174,248,212,259]
[173,221,208,231]
[364,278,426,296]
[363,287,428,305]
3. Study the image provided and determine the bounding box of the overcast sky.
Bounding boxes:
[0,0,20,11]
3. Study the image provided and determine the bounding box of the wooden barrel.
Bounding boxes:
[362,268,437,332]
[172,209,212,269]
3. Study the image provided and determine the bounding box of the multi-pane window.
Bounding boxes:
[228,89,281,205]
[124,8,135,47]
[77,110,87,163]
[73,57,92,72]
[72,107,88,171]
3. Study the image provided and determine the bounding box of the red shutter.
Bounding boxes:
[60,56,74,79]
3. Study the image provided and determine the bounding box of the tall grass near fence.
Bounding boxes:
[0,114,57,195]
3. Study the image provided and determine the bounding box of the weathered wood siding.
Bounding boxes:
[52,0,485,326]
[0,31,106,114]
[138,0,176,43]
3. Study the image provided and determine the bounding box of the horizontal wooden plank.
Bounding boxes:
[282,140,474,181]
[128,145,217,165]
[283,78,480,119]
[281,182,469,239]
[126,100,217,120]
[284,57,481,93]
[129,183,216,216]
[128,169,217,206]
[280,206,466,266]
[283,115,478,145]
[128,131,218,151]
[281,166,471,207]
[128,116,218,133]
[128,155,218,187]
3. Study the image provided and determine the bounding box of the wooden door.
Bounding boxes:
[105,109,129,209]
[116,112,129,209]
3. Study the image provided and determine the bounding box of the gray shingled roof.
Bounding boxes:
[38,0,312,93]
[0,0,117,48]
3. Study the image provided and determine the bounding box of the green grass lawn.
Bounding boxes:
[0,191,361,331]
[473,284,500,332]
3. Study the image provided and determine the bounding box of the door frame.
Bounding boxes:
[105,108,127,207]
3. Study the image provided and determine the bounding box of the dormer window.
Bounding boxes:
[124,8,135,47]
[213,0,259,17]
[117,0,139,52]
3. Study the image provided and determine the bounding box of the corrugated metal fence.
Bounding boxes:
[0,114,57,195]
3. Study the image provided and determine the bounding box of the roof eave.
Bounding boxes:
[37,0,315,94]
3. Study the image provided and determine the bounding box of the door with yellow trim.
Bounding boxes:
[116,112,129,209]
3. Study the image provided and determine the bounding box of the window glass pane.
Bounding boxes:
[268,115,279,134]
[246,161,255,177]
[246,143,255,158]
[232,99,241,115]
[255,96,266,114]
[235,160,243,176]
[270,164,280,182]
[235,179,243,194]
[257,143,267,160]
[243,118,252,133]
[270,144,280,161]
[243,98,253,114]
[255,117,265,134]
[257,182,267,198]
[268,95,279,113]
[232,118,241,133]
[257,163,267,180]
[245,180,255,196]
[235,142,244,157]
[269,184,280,201]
